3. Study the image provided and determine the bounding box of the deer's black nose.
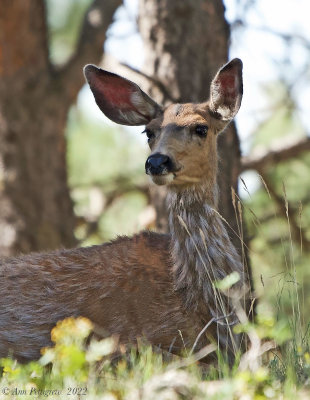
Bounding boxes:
[145,153,172,175]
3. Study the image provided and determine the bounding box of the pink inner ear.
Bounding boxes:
[219,74,237,95]
[97,75,135,109]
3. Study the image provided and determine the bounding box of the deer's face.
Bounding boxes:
[84,59,243,189]
[144,103,219,187]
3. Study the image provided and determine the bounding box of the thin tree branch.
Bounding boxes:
[241,136,310,172]
[74,180,150,242]
[120,62,180,103]
[56,0,122,102]
[252,25,310,51]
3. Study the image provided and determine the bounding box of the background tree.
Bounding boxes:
[0,0,120,256]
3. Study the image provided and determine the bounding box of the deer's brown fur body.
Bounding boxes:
[0,59,250,362]
[0,232,203,361]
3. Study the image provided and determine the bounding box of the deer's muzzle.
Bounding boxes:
[145,153,174,176]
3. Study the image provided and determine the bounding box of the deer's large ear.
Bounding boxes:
[209,58,243,121]
[84,65,161,126]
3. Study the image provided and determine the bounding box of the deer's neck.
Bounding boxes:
[168,182,245,320]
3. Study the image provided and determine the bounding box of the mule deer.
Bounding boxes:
[0,59,250,362]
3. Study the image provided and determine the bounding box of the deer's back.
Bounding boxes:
[0,232,203,361]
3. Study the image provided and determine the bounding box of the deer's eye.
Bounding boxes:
[143,129,155,141]
[194,125,208,137]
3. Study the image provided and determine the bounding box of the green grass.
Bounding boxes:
[1,314,309,399]
[1,275,310,400]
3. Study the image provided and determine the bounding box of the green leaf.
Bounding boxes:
[215,272,240,291]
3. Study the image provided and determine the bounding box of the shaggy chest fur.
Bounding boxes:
[168,187,246,321]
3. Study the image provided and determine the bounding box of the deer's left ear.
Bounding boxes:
[209,58,243,121]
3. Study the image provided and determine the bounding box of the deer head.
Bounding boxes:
[84,59,243,189]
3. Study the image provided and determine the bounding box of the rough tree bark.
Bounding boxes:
[0,0,121,257]
[139,0,243,253]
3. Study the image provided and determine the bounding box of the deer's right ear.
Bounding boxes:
[84,65,161,126]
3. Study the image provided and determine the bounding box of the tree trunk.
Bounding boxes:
[0,0,120,257]
[138,0,243,253]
